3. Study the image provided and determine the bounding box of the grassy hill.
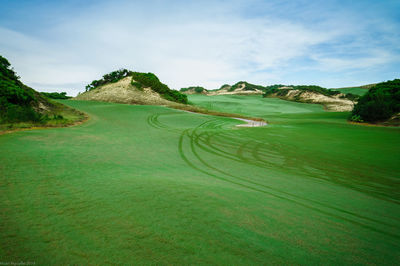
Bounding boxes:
[75,76,176,106]
[0,55,86,133]
[263,85,357,111]
[331,83,376,96]
[207,81,265,95]
[79,69,187,104]
[1,98,399,264]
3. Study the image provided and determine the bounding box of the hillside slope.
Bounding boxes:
[78,70,187,104]
[332,83,376,96]
[75,76,174,105]
[0,55,86,132]
[208,81,264,95]
[263,86,356,111]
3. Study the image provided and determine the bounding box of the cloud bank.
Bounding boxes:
[1,0,399,96]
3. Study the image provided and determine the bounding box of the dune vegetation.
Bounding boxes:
[180,86,207,94]
[350,79,400,125]
[83,69,188,104]
[0,55,85,133]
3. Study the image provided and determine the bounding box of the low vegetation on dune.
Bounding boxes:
[0,55,85,133]
[229,81,266,92]
[180,86,207,94]
[82,69,188,104]
[263,85,357,99]
[130,72,188,104]
[263,85,358,111]
[40,91,71,99]
[350,79,400,125]
[207,81,265,95]
[85,69,130,92]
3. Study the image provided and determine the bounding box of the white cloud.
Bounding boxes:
[1,0,399,95]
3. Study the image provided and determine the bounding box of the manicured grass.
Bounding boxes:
[1,98,399,264]
[331,87,369,96]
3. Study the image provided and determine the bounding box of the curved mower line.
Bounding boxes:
[149,111,400,240]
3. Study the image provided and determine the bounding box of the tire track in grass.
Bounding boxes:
[209,130,400,205]
[179,121,400,240]
[149,109,400,239]
[197,131,282,169]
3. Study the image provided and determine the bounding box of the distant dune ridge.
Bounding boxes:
[181,81,357,111]
[180,81,264,96]
[263,87,355,112]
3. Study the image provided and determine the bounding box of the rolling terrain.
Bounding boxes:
[1,97,399,264]
[0,55,86,133]
[332,84,376,96]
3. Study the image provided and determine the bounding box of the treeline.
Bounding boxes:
[41,92,71,99]
[0,55,42,123]
[350,79,400,123]
[85,69,130,91]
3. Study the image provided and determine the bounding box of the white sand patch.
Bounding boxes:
[234,118,267,127]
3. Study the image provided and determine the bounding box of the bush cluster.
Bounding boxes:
[85,69,129,91]
[0,55,42,123]
[218,84,231,90]
[130,72,187,104]
[229,82,266,92]
[350,79,400,122]
[41,92,71,99]
[263,84,358,100]
[180,86,206,93]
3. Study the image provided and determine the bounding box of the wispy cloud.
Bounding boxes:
[1,0,399,95]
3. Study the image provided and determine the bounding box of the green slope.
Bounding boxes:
[1,98,400,264]
[331,87,370,96]
[0,55,85,132]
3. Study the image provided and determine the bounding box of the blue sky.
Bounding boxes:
[1,0,399,95]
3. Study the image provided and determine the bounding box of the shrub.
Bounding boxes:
[130,72,187,104]
[85,69,129,91]
[85,69,189,104]
[229,82,265,92]
[41,92,71,99]
[131,81,143,91]
[218,84,231,90]
[350,79,400,123]
[0,55,43,123]
[180,86,206,93]
[263,84,357,100]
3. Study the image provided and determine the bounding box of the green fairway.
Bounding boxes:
[1,98,400,264]
[331,87,369,96]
